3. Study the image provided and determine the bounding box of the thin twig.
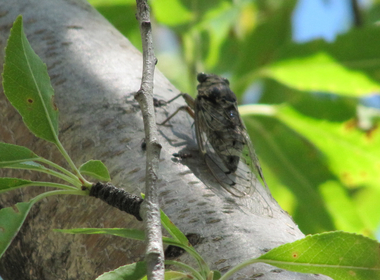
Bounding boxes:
[134,1,164,280]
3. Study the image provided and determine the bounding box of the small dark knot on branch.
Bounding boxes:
[141,21,151,28]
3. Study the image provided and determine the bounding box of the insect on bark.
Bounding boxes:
[161,73,272,216]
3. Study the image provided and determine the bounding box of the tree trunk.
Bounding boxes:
[0,1,330,279]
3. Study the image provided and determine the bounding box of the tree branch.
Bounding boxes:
[350,0,362,27]
[134,1,164,279]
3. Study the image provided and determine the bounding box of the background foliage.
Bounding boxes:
[89,0,380,237]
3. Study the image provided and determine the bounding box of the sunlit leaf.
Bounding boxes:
[258,231,380,280]
[262,26,380,96]
[79,160,111,181]
[319,181,366,234]
[264,52,380,96]
[151,0,193,26]
[2,15,59,143]
[244,117,336,234]
[277,106,380,188]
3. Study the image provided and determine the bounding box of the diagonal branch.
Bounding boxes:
[134,1,164,280]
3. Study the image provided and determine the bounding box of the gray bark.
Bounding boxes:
[0,1,331,280]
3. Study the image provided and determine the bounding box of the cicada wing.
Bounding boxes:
[195,104,273,216]
[237,128,273,216]
[203,140,273,216]
[239,123,270,191]
[204,153,248,197]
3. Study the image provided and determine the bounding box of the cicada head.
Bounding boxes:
[196,73,236,108]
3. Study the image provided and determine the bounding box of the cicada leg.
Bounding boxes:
[158,93,195,125]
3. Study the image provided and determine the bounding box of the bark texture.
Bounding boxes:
[0,1,331,280]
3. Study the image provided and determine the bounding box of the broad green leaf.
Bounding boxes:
[258,231,380,280]
[0,178,32,194]
[277,106,380,188]
[319,181,367,234]
[0,143,39,167]
[244,117,336,234]
[151,0,193,26]
[0,202,34,258]
[261,26,380,96]
[79,160,111,181]
[2,15,59,143]
[354,188,380,234]
[264,52,379,96]
[95,261,147,280]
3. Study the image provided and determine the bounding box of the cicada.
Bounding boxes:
[161,73,272,216]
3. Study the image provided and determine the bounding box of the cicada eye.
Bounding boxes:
[223,78,230,85]
[197,73,208,83]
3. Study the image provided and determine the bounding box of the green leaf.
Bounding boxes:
[233,2,295,90]
[262,26,380,96]
[54,228,145,241]
[199,1,238,68]
[212,270,221,280]
[318,181,366,234]
[264,52,380,96]
[164,271,193,280]
[6,161,47,171]
[151,0,193,26]
[2,15,59,143]
[258,231,380,280]
[244,117,336,234]
[54,227,181,247]
[95,261,147,280]
[0,178,32,194]
[160,210,189,246]
[79,160,111,181]
[0,143,39,167]
[277,106,380,188]
[0,202,34,258]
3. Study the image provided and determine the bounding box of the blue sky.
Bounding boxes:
[293,0,353,42]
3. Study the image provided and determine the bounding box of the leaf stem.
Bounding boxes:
[219,258,260,280]
[54,140,92,186]
[164,260,204,280]
[6,162,82,188]
[29,189,87,205]
[24,181,78,191]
